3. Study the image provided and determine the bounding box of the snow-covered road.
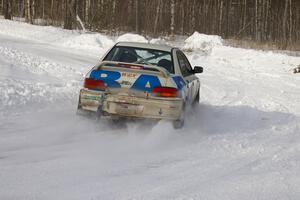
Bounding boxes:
[0,20,300,200]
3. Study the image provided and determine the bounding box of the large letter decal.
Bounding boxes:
[90,70,121,88]
[131,75,161,92]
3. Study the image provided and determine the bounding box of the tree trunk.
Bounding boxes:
[289,0,292,44]
[255,0,263,41]
[32,0,35,22]
[219,0,224,34]
[64,0,76,30]
[19,0,25,18]
[0,0,3,15]
[42,0,45,20]
[3,0,12,20]
[243,0,247,36]
[282,0,289,49]
[225,0,231,38]
[111,0,116,32]
[154,0,161,36]
[191,0,196,32]
[50,0,54,24]
[135,0,141,34]
[180,1,185,35]
[64,0,72,29]
[264,0,269,40]
[25,0,33,23]
[170,0,175,39]
[85,0,90,25]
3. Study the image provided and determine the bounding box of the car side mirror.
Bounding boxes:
[193,66,203,74]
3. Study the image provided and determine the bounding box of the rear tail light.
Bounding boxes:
[153,87,178,98]
[84,78,105,91]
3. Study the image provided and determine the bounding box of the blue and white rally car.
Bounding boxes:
[77,42,203,128]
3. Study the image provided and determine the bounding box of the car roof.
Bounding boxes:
[115,42,174,52]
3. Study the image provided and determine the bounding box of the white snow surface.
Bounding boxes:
[116,33,148,43]
[183,31,223,55]
[0,19,114,53]
[0,19,300,200]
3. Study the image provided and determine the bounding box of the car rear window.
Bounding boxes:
[104,46,174,73]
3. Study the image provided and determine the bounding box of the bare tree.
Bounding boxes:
[288,0,292,44]
[154,0,161,35]
[64,0,77,30]
[219,0,224,34]
[85,0,90,25]
[42,0,45,19]
[282,0,289,48]
[3,0,12,20]
[170,0,175,39]
[24,0,36,24]
[0,0,3,15]
[135,0,141,34]
[25,0,32,23]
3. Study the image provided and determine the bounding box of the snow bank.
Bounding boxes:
[183,31,223,54]
[149,38,167,45]
[116,33,148,43]
[0,46,83,79]
[62,33,114,51]
[0,46,81,111]
[0,19,114,51]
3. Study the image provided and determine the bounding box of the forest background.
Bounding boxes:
[1,0,299,50]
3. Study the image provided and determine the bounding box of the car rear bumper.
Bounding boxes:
[79,89,183,120]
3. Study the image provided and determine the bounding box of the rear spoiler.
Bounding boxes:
[98,61,169,78]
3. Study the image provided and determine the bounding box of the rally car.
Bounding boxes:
[77,42,203,128]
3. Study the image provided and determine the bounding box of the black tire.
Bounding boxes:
[192,89,200,107]
[77,95,82,109]
[172,104,185,129]
[95,105,103,120]
[172,118,184,129]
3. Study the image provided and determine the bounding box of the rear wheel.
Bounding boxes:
[95,105,103,120]
[172,104,185,129]
[192,89,200,107]
[172,118,184,129]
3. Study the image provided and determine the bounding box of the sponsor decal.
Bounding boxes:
[120,80,132,86]
[82,95,101,101]
[121,72,137,78]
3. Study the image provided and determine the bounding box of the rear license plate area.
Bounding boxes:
[116,103,143,115]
